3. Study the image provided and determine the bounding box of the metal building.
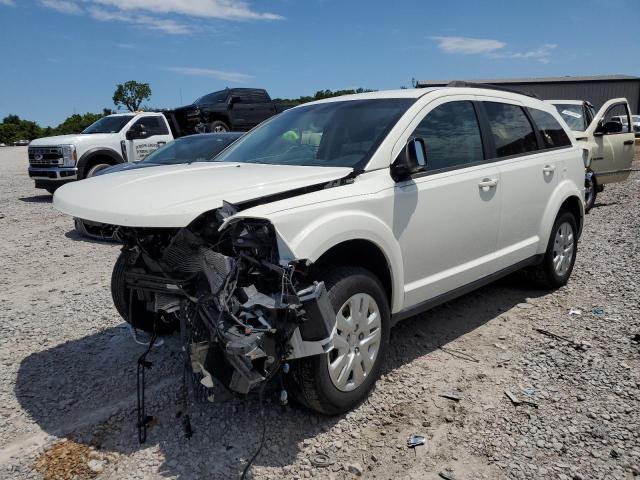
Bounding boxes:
[416,75,640,113]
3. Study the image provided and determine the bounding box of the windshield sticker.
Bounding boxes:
[562,110,582,119]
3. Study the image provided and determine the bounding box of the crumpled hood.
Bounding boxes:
[53,162,353,227]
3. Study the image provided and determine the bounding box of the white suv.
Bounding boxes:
[54,85,585,414]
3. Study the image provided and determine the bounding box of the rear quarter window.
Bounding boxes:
[528,108,572,149]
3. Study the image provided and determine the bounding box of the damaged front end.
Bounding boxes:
[116,203,336,414]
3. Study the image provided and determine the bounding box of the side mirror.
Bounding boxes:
[596,120,623,136]
[390,138,427,182]
[126,124,147,140]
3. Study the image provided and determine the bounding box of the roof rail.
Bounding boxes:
[445,80,540,99]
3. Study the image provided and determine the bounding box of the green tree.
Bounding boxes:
[112,80,152,112]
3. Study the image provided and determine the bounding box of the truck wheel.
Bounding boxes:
[524,210,578,289]
[85,163,111,178]
[111,252,177,334]
[289,266,390,415]
[584,171,597,213]
[208,120,229,133]
[46,186,58,195]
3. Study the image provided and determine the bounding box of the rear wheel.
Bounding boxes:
[111,252,177,334]
[525,210,578,289]
[289,266,390,415]
[208,120,229,133]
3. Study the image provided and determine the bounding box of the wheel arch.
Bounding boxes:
[537,182,585,252]
[266,211,405,313]
[313,239,393,310]
[77,148,123,178]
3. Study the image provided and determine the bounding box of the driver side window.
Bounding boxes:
[604,104,631,133]
[410,101,484,172]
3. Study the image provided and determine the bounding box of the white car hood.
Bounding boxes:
[29,133,115,146]
[53,162,353,227]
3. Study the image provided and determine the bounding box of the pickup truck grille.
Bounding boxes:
[28,146,63,167]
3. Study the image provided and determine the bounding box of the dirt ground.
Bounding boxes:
[0,146,638,480]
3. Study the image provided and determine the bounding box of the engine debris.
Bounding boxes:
[116,210,336,442]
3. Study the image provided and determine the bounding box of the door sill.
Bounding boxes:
[391,254,543,325]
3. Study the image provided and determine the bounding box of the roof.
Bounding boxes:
[308,88,440,104]
[417,75,640,87]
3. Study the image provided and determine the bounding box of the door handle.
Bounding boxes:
[543,165,556,175]
[478,178,498,191]
[624,140,634,145]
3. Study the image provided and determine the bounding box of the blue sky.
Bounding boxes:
[0,0,638,127]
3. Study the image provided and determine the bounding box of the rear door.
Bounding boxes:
[231,90,275,130]
[477,99,570,270]
[586,98,635,184]
[393,96,502,306]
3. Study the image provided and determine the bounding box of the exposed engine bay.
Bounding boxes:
[113,202,337,441]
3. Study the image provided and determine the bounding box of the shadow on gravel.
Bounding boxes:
[18,194,52,203]
[64,228,118,245]
[15,274,546,478]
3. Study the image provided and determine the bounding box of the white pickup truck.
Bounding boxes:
[548,98,636,211]
[28,112,174,193]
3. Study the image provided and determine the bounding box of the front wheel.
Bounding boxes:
[289,266,390,415]
[85,163,111,178]
[584,170,597,213]
[111,252,177,334]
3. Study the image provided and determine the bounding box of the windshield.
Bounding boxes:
[142,134,239,165]
[553,104,587,131]
[83,115,134,134]
[632,115,640,122]
[214,99,415,168]
[194,90,228,105]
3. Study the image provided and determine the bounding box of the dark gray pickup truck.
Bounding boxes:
[167,88,291,134]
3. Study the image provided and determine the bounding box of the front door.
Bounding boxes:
[392,97,502,307]
[126,116,172,162]
[586,99,635,184]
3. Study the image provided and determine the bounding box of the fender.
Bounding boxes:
[536,179,585,254]
[77,147,124,177]
[269,210,405,314]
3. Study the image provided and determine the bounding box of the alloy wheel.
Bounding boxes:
[552,221,574,276]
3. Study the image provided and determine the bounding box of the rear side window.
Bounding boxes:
[528,108,572,149]
[133,116,169,136]
[484,102,538,158]
[410,101,484,171]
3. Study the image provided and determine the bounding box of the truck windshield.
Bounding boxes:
[82,115,134,134]
[213,99,415,169]
[553,104,587,131]
[142,134,239,164]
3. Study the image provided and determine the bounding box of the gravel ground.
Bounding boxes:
[0,146,638,480]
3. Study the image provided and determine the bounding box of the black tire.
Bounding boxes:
[584,171,597,213]
[208,120,229,133]
[111,252,177,334]
[84,163,111,178]
[525,210,578,289]
[289,266,390,415]
[45,186,58,195]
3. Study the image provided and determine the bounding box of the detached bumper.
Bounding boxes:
[29,167,78,189]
